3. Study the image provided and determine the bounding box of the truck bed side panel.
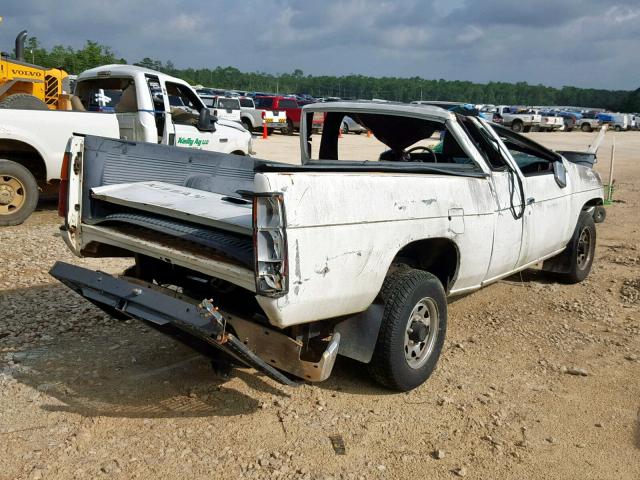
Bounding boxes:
[255,172,496,327]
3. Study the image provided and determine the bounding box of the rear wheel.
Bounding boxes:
[0,159,39,226]
[281,119,295,135]
[614,125,622,132]
[580,123,592,132]
[241,118,253,132]
[341,123,349,134]
[368,269,447,391]
[511,121,523,133]
[0,94,49,110]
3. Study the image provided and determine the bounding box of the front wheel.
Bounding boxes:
[511,121,523,133]
[368,269,447,391]
[544,211,596,284]
[581,123,592,132]
[0,159,39,226]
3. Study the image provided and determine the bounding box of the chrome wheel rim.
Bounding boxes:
[0,175,26,215]
[404,297,439,369]
[576,227,592,270]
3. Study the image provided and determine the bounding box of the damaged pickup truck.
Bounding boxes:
[51,102,605,391]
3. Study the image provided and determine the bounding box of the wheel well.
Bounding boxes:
[0,139,47,183]
[583,198,603,209]
[230,150,246,156]
[390,238,459,291]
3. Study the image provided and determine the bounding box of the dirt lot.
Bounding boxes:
[1,130,639,480]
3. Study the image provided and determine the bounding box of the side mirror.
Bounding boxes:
[197,108,215,132]
[553,160,567,188]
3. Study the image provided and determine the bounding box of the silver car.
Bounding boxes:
[341,115,368,134]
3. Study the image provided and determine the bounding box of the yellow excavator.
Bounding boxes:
[0,30,70,110]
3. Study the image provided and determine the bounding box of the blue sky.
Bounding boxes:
[1,0,638,90]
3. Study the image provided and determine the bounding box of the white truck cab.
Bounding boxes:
[74,65,252,154]
[199,95,242,124]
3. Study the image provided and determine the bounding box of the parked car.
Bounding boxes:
[527,109,564,132]
[575,112,601,132]
[199,95,242,124]
[555,111,581,132]
[341,115,367,134]
[254,95,324,134]
[253,96,289,133]
[486,106,541,133]
[53,101,605,392]
[411,101,493,121]
[238,96,265,132]
[596,112,629,131]
[0,64,252,226]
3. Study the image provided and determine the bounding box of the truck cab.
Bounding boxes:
[74,65,252,154]
[199,95,242,124]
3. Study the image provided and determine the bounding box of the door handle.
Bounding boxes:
[526,197,535,205]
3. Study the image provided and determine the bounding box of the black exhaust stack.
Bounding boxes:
[15,30,27,62]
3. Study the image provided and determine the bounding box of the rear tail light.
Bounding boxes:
[58,152,70,217]
[261,110,265,118]
[253,193,288,297]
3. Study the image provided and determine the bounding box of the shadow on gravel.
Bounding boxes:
[314,356,395,396]
[8,336,275,418]
[504,268,556,285]
[2,283,285,419]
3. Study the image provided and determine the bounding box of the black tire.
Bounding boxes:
[545,211,596,284]
[614,125,622,132]
[580,123,592,133]
[0,159,39,226]
[341,123,349,135]
[0,94,49,110]
[281,119,294,136]
[266,128,274,135]
[241,118,253,132]
[511,121,523,133]
[368,269,447,391]
[593,205,606,223]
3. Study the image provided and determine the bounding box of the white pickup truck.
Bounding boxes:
[488,106,541,133]
[0,64,252,226]
[51,102,605,391]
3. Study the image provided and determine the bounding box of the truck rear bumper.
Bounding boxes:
[49,262,340,385]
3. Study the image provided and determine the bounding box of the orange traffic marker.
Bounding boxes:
[366,130,372,138]
[262,122,268,139]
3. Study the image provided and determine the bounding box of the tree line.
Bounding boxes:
[16,37,640,112]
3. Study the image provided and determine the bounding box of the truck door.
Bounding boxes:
[163,81,222,150]
[144,74,168,143]
[491,125,572,266]
[465,117,524,283]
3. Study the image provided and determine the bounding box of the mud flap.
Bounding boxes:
[49,261,298,387]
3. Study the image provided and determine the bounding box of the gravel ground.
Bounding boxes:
[1,131,639,480]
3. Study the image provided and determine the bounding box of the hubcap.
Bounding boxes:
[0,175,25,215]
[404,297,439,369]
[576,227,592,270]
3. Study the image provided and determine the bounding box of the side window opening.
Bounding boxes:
[310,111,479,170]
[145,74,165,142]
[166,81,204,126]
[458,116,508,171]
[493,125,558,176]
